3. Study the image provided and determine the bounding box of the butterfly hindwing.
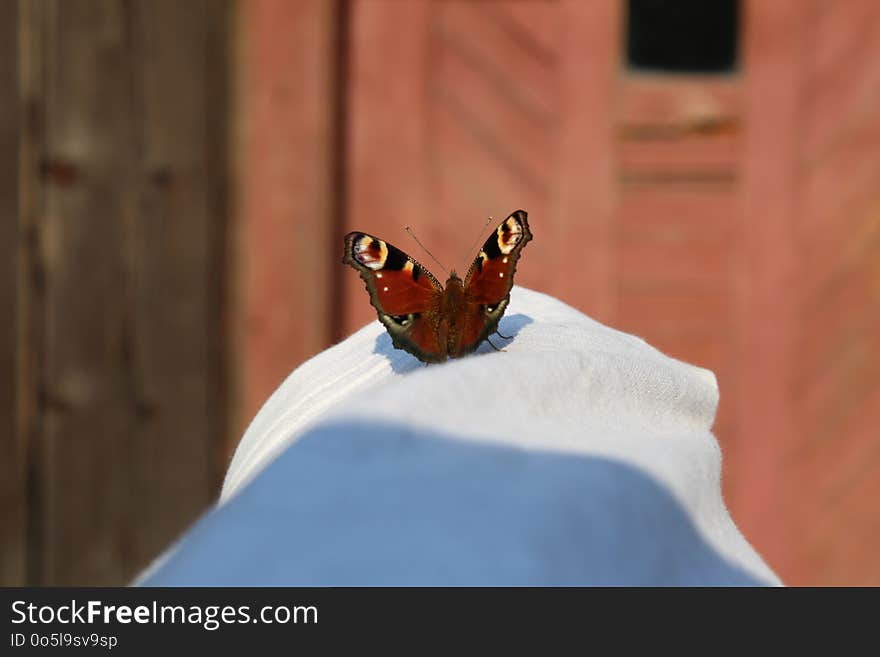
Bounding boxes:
[342,232,446,362]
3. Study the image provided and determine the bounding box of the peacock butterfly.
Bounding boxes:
[342,210,532,363]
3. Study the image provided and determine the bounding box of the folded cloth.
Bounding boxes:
[136,287,781,586]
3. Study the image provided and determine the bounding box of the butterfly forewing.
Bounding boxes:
[342,232,446,361]
[464,210,532,304]
[343,233,442,314]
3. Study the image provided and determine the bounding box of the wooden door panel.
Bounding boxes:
[344,0,619,335]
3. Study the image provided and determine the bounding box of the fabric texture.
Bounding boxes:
[137,287,781,586]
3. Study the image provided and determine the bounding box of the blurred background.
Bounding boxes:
[1,0,878,586]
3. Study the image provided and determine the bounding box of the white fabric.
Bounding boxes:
[137,287,781,586]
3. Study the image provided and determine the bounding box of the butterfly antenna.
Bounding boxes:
[461,215,494,263]
[405,226,449,276]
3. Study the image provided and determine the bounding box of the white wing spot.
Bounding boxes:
[499,272,504,278]
[383,286,389,292]
[502,257,508,263]
[376,273,383,278]
[353,236,388,270]
[498,218,523,255]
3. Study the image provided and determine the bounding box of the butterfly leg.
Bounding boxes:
[486,336,506,352]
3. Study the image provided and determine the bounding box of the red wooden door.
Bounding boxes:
[343,0,620,334]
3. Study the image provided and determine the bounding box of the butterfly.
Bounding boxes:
[342,210,532,363]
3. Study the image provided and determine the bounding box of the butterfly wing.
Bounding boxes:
[454,210,532,357]
[342,232,446,362]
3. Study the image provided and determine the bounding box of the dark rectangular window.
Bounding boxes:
[626,0,739,73]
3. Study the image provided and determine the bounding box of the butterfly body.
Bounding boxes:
[343,210,531,363]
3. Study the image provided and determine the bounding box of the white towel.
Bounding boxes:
[137,287,781,586]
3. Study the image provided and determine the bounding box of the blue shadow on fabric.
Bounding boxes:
[140,420,769,586]
[373,313,534,373]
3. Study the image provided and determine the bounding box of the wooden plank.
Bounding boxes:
[618,77,741,132]
[237,0,339,426]
[17,0,47,587]
[0,0,24,586]
[733,0,804,581]
[343,0,432,335]
[29,0,227,585]
[617,79,741,181]
[618,133,739,179]
[553,0,621,322]
[37,0,135,585]
[123,0,228,577]
[205,3,234,471]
